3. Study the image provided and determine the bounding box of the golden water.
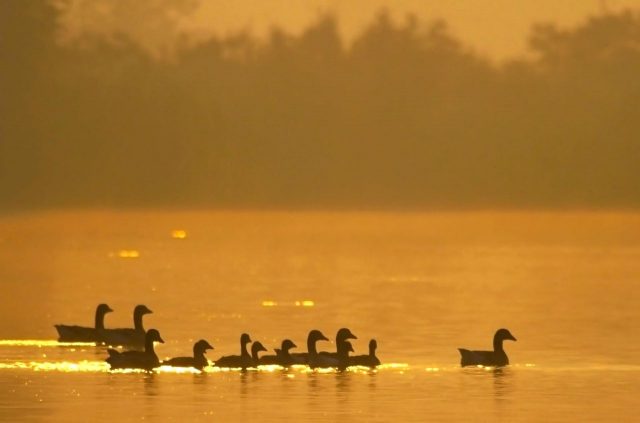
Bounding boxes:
[1,210,639,421]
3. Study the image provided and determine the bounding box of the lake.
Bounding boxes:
[1,210,639,421]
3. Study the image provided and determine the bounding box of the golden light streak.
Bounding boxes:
[262,300,315,307]
[0,358,410,374]
[0,361,109,372]
[378,363,409,370]
[0,340,95,347]
[256,364,283,372]
[157,365,201,374]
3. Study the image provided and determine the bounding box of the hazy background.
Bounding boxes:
[2,0,640,211]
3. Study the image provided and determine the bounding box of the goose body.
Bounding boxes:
[320,328,357,368]
[259,339,297,366]
[163,339,213,370]
[336,340,354,370]
[100,305,153,348]
[214,333,255,369]
[458,328,517,367]
[350,339,381,368]
[54,303,113,342]
[306,330,339,369]
[106,329,164,370]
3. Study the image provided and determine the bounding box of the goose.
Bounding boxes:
[163,339,213,371]
[321,327,357,361]
[250,341,268,367]
[259,339,298,366]
[213,333,253,369]
[55,303,113,342]
[458,328,517,367]
[100,305,153,348]
[349,339,381,368]
[306,330,338,369]
[336,340,355,371]
[105,329,164,370]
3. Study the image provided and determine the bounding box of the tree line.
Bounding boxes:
[1,1,639,210]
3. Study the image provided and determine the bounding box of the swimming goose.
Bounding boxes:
[213,333,253,369]
[105,329,164,370]
[458,328,517,367]
[320,328,358,362]
[100,305,153,348]
[250,341,268,367]
[349,339,381,368]
[306,330,338,369]
[163,339,214,371]
[259,339,298,366]
[336,340,355,370]
[55,303,113,342]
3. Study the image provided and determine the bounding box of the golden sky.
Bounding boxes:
[61,0,640,61]
[182,0,640,60]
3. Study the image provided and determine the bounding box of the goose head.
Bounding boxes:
[336,328,357,343]
[369,339,378,354]
[240,333,252,346]
[251,341,268,359]
[194,339,214,355]
[281,339,297,353]
[308,330,329,344]
[96,304,114,315]
[146,329,165,344]
[495,328,517,342]
[134,304,153,316]
[344,341,354,354]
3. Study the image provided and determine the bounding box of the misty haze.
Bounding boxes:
[2,1,639,211]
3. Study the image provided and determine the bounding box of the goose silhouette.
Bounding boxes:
[349,339,381,368]
[105,329,164,371]
[214,333,254,369]
[336,340,355,370]
[100,305,153,348]
[55,303,113,343]
[259,339,298,366]
[163,339,213,371]
[250,341,268,366]
[320,328,357,366]
[458,328,517,367]
[306,330,339,369]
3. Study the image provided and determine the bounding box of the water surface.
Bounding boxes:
[1,211,639,421]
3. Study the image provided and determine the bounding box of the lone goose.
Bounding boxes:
[306,330,338,369]
[213,333,253,368]
[55,303,113,342]
[106,329,164,371]
[349,339,381,368]
[100,305,153,348]
[163,339,213,371]
[259,339,298,366]
[458,328,517,367]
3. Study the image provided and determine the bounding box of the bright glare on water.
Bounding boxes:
[1,210,639,422]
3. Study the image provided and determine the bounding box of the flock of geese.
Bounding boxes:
[55,304,517,372]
